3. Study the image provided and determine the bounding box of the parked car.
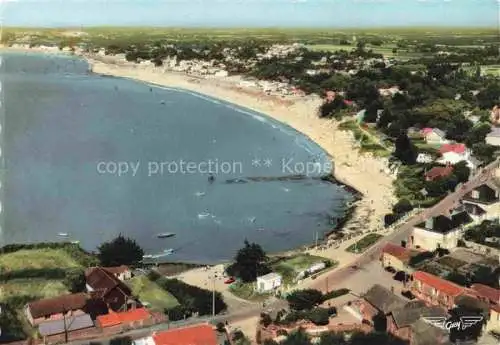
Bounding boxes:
[393,271,410,282]
[401,290,415,300]
[224,277,235,284]
[384,266,396,273]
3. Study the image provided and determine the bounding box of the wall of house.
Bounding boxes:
[26,306,85,326]
[387,318,411,344]
[410,281,456,310]
[412,227,460,251]
[426,133,446,144]
[381,253,406,271]
[486,136,500,147]
[439,152,467,165]
[256,278,281,292]
[119,270,132,280]
[486,310,500,332]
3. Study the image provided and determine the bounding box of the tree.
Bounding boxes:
[318,332,346,345]
[465,122,492,147]
[226,240,269,282]
[472,143,497,164]
[286,289,324,311]
[109,337,132,345]
[282,329,312,345]
[308,308,330,326]
[63,268,87,293]
[216,322,226,333]
[393,132,417,165]
[452,161,471,184]
[260,313,273,327]
[97,234,144,266]
[392,199,413,215]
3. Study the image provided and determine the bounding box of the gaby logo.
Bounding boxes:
[423,316,484,331]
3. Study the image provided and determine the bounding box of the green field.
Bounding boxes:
[0,245,95,340]
[2,26,498,48]
[338,120,392,157]
[272,254,333,284]
[127,275,179,312]
[0,280,69,301]
[0,248,82,271]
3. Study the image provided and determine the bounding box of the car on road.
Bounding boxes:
[224,277,235,284]
[384,266,396,273]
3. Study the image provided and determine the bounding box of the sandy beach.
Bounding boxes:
[84,55,396,236]
[1,46,396,243]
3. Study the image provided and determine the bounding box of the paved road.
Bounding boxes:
[67,159,500,345]
[308,158,500,292]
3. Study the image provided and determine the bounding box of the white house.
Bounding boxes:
[256,272,282,293]
[307,262,326,274]
[103,265,132,281]
[486,127,500,147]
[133,336,155,345]
[437,143,480,171]
[421,128,448,145]
[410,211,473,251]
[416,153,434,164]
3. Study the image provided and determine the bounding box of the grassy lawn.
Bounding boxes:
[0,248,82,271]
[346,233,383,253]
[0,279,69,301]
[338,120,391,157]
[271,254,334,284]
[126,275,179,311]
[229,282,268,302]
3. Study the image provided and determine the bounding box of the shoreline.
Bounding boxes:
[1,48,396,263]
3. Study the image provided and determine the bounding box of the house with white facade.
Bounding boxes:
[421,128,448,145]
[437,143,480,171]
[256,272,282,293]
[416,153,434,164]
[410,209,473,251]
[486,127,500,147]
[462,180,500,222]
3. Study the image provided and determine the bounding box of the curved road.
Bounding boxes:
[67,159,500,345]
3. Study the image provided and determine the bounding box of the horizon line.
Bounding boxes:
[3,25,498,30]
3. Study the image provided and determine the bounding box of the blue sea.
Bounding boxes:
[0,52,353,263]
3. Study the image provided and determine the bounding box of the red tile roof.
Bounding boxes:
[96,308,151,328]
[381,243,411,261]
[117,308,150,323]
[413,271,464,297]
[421,128,433,135]
[96,312,121,328]
[152,324,217,345]
[471,284,500,304]
[439,143,466,154]
[425,166,453,181]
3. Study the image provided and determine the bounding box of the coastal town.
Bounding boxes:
[1,17,500,345]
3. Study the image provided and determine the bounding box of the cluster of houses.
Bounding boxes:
[23,265,161,341]
[378,243,500,336]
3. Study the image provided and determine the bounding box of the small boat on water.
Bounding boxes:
[71,240,80,244]
[143,254,154,259]
[157,233,175,239]
[163,248,174,255]
[58,233,69,237]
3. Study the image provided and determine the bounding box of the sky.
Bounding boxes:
[0,0,498,28]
